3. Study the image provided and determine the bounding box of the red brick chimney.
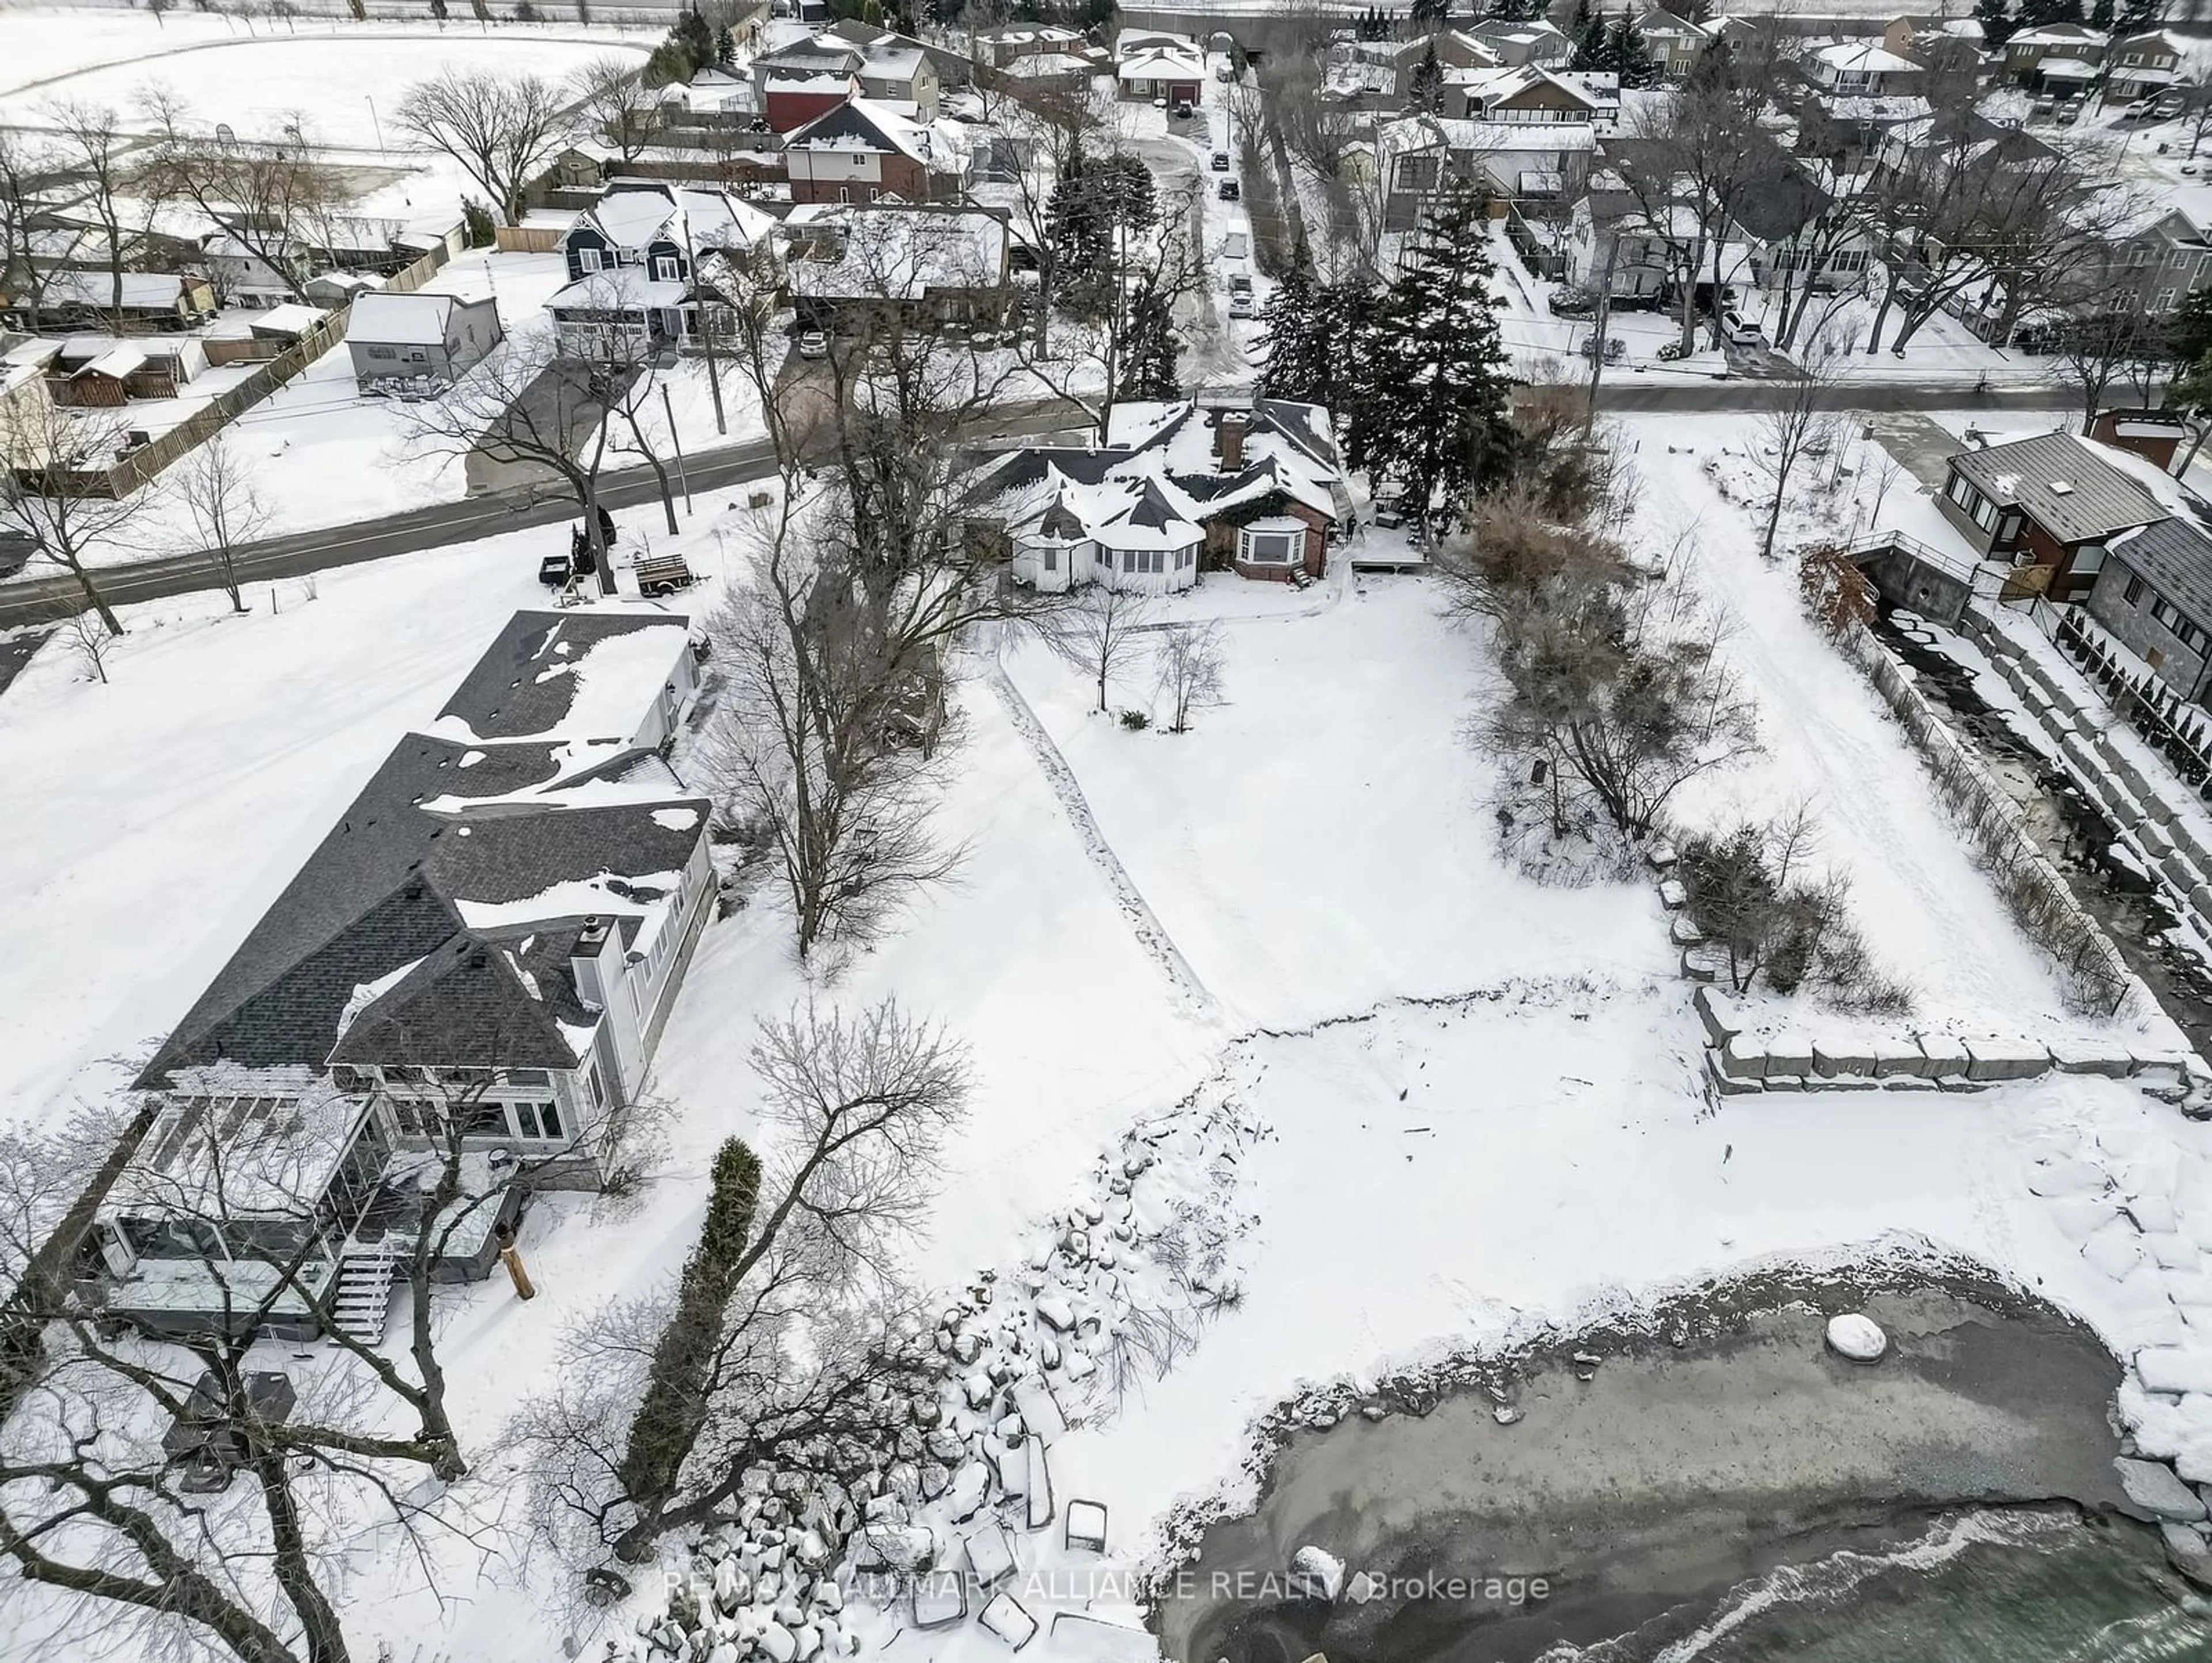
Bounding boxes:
[1218,411,1248,472]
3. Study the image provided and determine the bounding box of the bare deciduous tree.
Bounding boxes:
[517,998,967,1567]
[1752,331,1844,560]
[0,130,65,331]
[1051,581,1156,713]
[141,91,339,304]
[570,55,664,165]
[47,100,169,334]
[393,69,569,226]
[396,324,631,588]
[0,401,154,636]
[1154,620,1226,733]
[175,431,271,612]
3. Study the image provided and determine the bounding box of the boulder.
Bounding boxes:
[1717,1033,1767,1081]
[1694,986,1744,1044]
[1825,1313,1887,1363]
[2117,1457,2209,1522]
[2047,1041,2134,1078]
[2161,1521,2212,1589]
[1915,1034,1972,1079]
[1289,1545,1346,1601]
[1964,1036,2050,1082]
[1811,1038,1877,1079]
[1871,1036,1931,1078]
[1763,1031,1814,1077]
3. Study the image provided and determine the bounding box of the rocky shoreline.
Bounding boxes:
[1152,1263,2202,1663]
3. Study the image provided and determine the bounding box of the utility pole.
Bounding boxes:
[662,382,693,514]
[1585,221,1621,430]
[683,221,729,436]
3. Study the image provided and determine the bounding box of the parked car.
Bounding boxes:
[2119,99,2154,123]
[1223,231,1249,260]
[797,329,829,359]
[2054,100,2081,127]
[2012,319,2062,354]
[1228,274,1255,319]
[1218,179,1240,200]
[1723,316,1765,347]
[1372,501,1405,530]
[1211,150,1230,171]
[1170,101,1195,120]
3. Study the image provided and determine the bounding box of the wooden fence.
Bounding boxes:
[495,225,566,255]
[18,241,453,500]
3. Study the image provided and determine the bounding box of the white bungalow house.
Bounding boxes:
[90,609,711,1345]
[971,400,1350,592]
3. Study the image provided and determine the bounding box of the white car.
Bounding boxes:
[797,329,829,359]
[1722,312,1764,347]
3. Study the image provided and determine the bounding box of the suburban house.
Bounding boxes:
[1441,64,1607,126]
[2002,22,2107,92]
[1937,430,2171,601]
[1465,17,1572,68]
[783,99,964,206]
[755,31,942,126]
[970,399,1351,592]
[1374,113,1598,229]
[974,22,1089,69]
[546,181,776,357]
[1116,32,1205,105]
[14,269,216,331]
[1630,9,1711,79]
[759,43,866,134]
[2104,196,2212,318]
[823,18,972,93]
[90,609,711,1344]
[200,232,308,309]
[2084,513,2212,703]
[346,291,504,394]
[1325,30,1501,105]
[2090,408,2191,471]
[784,203,1012,329]
[2105,29,2184,100]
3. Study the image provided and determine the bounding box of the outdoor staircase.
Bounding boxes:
[328,1242,400,1346]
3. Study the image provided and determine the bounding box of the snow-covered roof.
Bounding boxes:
[1813,41,1918,74]
[78,344,145,380]
[786,96,938,164]
[2037,55,2100,79]
[437,611,695,747]
[1005,51,1093,77]
[786,204,1008,300]
[2009,22,2106,48]
[250,302,327,337]
[349,290,467,346]
[40,269,192,309]
[1379,114,1597,156]
[983,400,1349,551]
[1950,430,2172,543]
[1116,45,1205,83]
[546,271,690,311]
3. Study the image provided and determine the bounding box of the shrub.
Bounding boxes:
[460,199,495,249]
[1119,708,1150,730]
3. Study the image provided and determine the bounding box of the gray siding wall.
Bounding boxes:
[2085,556,2212,700]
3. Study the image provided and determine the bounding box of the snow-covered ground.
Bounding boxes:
[13,408,2212,1662]
[0,15,653,138]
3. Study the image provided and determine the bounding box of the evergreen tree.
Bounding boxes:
[1343,193,1514,528]
[2166,283,2212,363]
[1569,7,1608,69]
[675,7,715,66]
[1257,263,1340,406]
[1409,43,1445,110]
[1569,0,1592,30]
[1410,0,1448,26]
[2116,0,2161,26]
[2089,0,2115,26]
[1974,0,2016,47]
[1608,11,1662,88]
[715,21,736,63]
[1122,280,1180,400]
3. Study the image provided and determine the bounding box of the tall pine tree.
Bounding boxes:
[1974,0,2017,46]
[1257,263,1340,407]
[1607,11,1662,89]
[1344,193,1513,527]
[1409,43,1445,111]
[1569,7,1608,69]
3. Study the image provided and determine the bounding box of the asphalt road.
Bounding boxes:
[0,400,1084,628]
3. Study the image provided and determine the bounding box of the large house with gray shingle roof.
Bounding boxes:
[969,399,1351,593]
[90,609,709,1342]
